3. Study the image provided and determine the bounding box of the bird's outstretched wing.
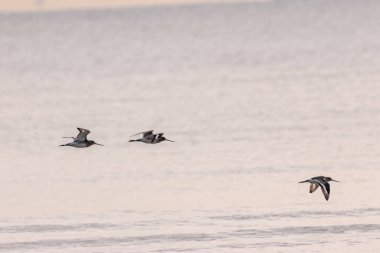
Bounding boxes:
[315,178,330,201]
[130,130,154,137]
[309,183,319,193]
[76,128,91,141]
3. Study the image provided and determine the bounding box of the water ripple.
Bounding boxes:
[0,233,221,251]
[209,208,380,221]
[233,224,380,237]
[0,223,117,233]
[0,224,379,251]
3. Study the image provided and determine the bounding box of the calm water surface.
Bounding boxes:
[0,0,380,252]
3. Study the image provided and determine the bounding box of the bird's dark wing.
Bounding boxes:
[76,128,91,141]
[130,130,154,137]
[320,182,330,201]
[156,133,164,138]
[142,130,154,137]
[309,183,319,193]
[315,178,330,201]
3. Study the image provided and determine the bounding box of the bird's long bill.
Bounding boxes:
[95,142,104,146]
[332,179,340,183]
[165,139,175,142]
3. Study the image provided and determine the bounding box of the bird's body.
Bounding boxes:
[129,130,174,144]
[299,176,339,201]
[60,128,103,148]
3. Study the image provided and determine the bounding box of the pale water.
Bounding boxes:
[0,0,380,252]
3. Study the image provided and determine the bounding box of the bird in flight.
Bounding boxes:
[129,130,174,144]
[299,176,340,201]
[60,128,104,148]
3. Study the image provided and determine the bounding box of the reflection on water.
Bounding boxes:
[0,0,380,252]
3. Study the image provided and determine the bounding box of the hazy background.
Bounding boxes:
[0,0,379,252]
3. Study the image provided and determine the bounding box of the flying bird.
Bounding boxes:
[60,128,103,148]
[299,176,340,201]
[129,130,174,144]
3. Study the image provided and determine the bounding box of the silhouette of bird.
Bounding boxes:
[60,128,103,148]
[129,130,174,144]
[299,176,340,201]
